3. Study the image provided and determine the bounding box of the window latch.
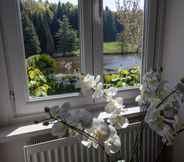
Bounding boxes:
[9,90,15,103]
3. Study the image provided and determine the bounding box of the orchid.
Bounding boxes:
[136,71,184,146]
[42,74,129,155]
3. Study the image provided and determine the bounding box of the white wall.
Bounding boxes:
[162,0,184,161]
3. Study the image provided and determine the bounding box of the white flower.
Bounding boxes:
[108,114,129,129]
[80,74,101,96]
[104,134,121,154]
[81,140,93,148]
[83,74,100,89]
[51,122,67,137]
[105,97,125,114]
[81,139,99,149]
[135,95,142,104]
[92,118,111,141]
[105,87,118,99]
[92,82,104,99]
[64,62,72,71]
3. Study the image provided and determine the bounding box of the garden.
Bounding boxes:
[21,0,143,97]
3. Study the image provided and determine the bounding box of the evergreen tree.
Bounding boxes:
[32,2,55,54]
[50,2,62,36]
[22,11,41,57]
[55,16,78,55]
[103,7,117,42]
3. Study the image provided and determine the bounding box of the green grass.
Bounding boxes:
[103,42,122,54]
[72,41,138,56]
[103,42,138,55]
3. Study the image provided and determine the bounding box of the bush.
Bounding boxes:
[27,54,80,97]
[27,67,49,97]
[104,66,140,89]
[27,54,57,75]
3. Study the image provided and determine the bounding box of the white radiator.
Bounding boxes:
[24,123,162,162]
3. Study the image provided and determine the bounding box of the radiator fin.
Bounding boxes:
[24,124,162,162]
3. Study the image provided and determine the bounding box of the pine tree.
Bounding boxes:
[22,11,41,57]
[103,7,117,42]
[55,16,78,56]
[32,1,55,54]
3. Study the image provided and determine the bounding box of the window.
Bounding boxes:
[103,0,144,89]
[20,0,81,98]
[0,0,163,116]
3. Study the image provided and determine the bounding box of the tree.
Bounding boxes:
[32,1,55,54]
[55,16,78,55]
[103,7,117,42]
[115,0,144,53]
[21,10,41,57]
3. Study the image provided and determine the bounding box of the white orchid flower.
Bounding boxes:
[83,74,101,89]
[81,74,101,96]
[91,118,111,141]
[92,82,104,99]
[135,95,142,104]
[105,97,125,114]
[104,87,118,100]
[104,134,121,154]
[108,114,129,129]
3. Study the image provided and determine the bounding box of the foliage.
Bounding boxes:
[103,7,118,42]
[21,6,41,57]
[20,0,143,56]
[103,42,137,54]
[104,66,140,89]
[27,55,80,97]
[27,66,49,97]
[115,0,144,53]
[55,16,79,55]
[27,54,57,75]
[31,1,55,54]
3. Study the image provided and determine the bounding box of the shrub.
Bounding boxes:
[104,66,140,89]
[27,54,57,75]
[27,55,80,97]
[27,66,49,97]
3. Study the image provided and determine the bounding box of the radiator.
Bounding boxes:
[24,123,162,162]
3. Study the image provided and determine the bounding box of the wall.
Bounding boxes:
[162,0,184,161]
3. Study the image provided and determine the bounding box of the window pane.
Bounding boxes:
[20,0,80,98]
[103,0,144,89]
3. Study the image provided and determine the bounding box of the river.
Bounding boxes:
[104,54,141,73]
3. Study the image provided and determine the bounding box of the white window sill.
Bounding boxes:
[0,106,141,144]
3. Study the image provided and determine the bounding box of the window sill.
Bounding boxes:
[0,106,142,144]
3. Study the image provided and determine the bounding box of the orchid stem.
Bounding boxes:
[156,89,177,109]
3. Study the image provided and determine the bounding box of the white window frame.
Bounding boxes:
[0,0,165,121]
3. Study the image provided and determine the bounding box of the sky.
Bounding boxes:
[46,0,144,11]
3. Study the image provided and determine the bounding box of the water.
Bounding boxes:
[104,54,141,73]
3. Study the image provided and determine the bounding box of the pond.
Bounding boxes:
[104,54,142,73]
[55,54,142,74]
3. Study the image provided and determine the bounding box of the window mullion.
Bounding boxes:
[79,0,94,74]
[142,0,166,74]
[92,0,103,76]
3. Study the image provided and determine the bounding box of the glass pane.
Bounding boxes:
[103,0,144,89]
[20,0,80,98]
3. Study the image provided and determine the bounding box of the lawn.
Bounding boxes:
[71,42,138,56]
[103,42,138,55]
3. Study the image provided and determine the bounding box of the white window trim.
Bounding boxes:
[0,0,166,124]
